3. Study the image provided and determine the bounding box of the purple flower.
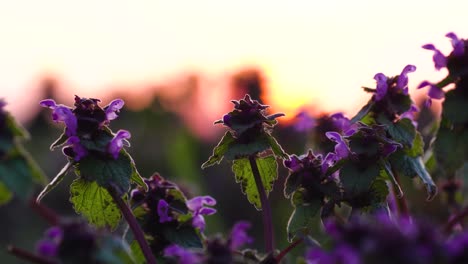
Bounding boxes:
[164,245,201,264]
[373,73,388,101]
[157,199,173,223]
[284,155,303,171]
[446,32,465,56]
[186,196,216,231]
[40,99,78,137]
[229,221,253,250]
[294,110,315,132]
[107,130,131,159]
[104,99,124,121]
[325,132,351,159]
[36,226,63,258]
[417,81,445,107]
[0,98,6,110]
[65,136,88,161]
[422,44,447,70]
[400,104,419,127]
[381,141,401,157]
[396,65,416,94]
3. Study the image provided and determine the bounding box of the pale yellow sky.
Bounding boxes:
[0,0,466,121]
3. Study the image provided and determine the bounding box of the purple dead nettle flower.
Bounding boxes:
[186,195,217,231]
[373,65,416,101]
[399,104,419,127]
[228,221,253,250]
[325,132,352,160]
[157,199,173,223]
[65,136,88,161]
[36,226,63,258]
[107,129,131,159]
[417,81,446,107]
[293,110,315,132]
[40,99,77,137]
[422,44,447,70]
[330,113,356,136]
[164,245,202,264]
[103,99,124,122]
[446,32,465,57]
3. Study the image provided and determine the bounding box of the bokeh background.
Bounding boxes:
[1,0,467,263]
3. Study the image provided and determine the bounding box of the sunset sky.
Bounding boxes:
[0,0,467,124]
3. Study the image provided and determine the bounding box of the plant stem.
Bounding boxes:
[7,245,57,264]
[108,184,157,264]
[248,155,275,253]
[29,199,59,226]
[275,238,303,262]
[444,206,468,234]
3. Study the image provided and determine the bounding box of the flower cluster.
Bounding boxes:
[419,32,467,105]
[40,96,128,161]
[306,214,468,264]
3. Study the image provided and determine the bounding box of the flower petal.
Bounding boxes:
[422,44,447,70]
[157,199,172,223]
[104,99,124,121]
[108,130,131,159]
[397,65,416,92]
[373,73,388,101]
[229,221,253,250]
[446,32,465,56]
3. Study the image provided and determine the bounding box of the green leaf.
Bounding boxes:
[50,130,68,150]
[405,132,424,157]
[201,131,235,168]
[0,152,36,201]
[266,135,288,159]
[340,161,380,195]
[442,89,468,124]
[390,152,437,200]
[130,241,145,264]
[378,115,416,148]
[162,225,203,248]
[79,131,114,152]
[6,113,29,139]
[0,181,13,205]
[70,179,121,229]
[123,151,146,190]
[434,123,468,175]
[232,156,277,210]
[94,235,136,264]
[351,102,373,123]
[224,134,271,160]
[76,153,133,194]
[286,200,321,242]
[37,162,72,202]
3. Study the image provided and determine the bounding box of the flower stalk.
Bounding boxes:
[107,184,157,264]
[248,155,275,253]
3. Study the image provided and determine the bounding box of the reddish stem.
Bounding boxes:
[29,199,59,225]
[249,155,275,253]
[444,206,468,234]
[108,184,157,264]
[275,238,304,263]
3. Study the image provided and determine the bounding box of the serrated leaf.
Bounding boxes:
[286,200,321,242]
[37,162,72,202]
[266,135,288,159]
[70,179,121,229]
[201,131,235,168]
[232,156,277,210]
[123,151,146,190]
[405,132,424,157]
[411,157,437,201]
[224,134,270,160]
[162,225,203,248]
[0,181,13,205]
[50,130,68,150]
[76,153,132,194]
[378,116,416,148]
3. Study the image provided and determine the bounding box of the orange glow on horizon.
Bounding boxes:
[0,1,467,132]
